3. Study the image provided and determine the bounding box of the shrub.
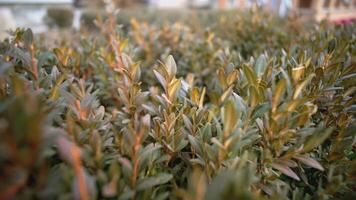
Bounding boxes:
[0,11,355,200]
[44,7,74,28]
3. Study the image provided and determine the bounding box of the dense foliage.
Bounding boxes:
[0,10,355,200]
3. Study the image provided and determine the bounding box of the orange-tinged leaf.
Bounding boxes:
[191,87,200,105]
[57,137,89,200]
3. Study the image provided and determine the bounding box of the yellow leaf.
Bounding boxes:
[168,78,181,101]
[272,79,286,112]
[226,69,238,86]
[220,85,233,104]
[191,87,200,105]
[291,66,305,82]
[293,74,315,99]
[223,100,237,136]
[249,86,260,107]
[243,65,258,86]
[199,87,206,108]
[284,99,307,112]
[119,38,129,52]
[186,73,195,88]
[217,68,227,89]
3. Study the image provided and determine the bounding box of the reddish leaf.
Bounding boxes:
[271,162,300,181]
[294,155,324,171]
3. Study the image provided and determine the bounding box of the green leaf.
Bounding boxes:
[251,102,270,120]
[23,28,33,46]
[136,173,173,191]
[154,191,170,200]
[201,123,212,142]
[183,114,193,133]
[118,157,133,179]
[327,38,337,53]
[176,139,188,152]
[118,190,135,200]
[11,47,31,67]
[254,54,267,78]
[38,52,56,68]
[139,144,161,166]
[188,135,203,156]
[302,127,333,153]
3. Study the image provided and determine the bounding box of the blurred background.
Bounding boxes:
[0,0,355,39]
